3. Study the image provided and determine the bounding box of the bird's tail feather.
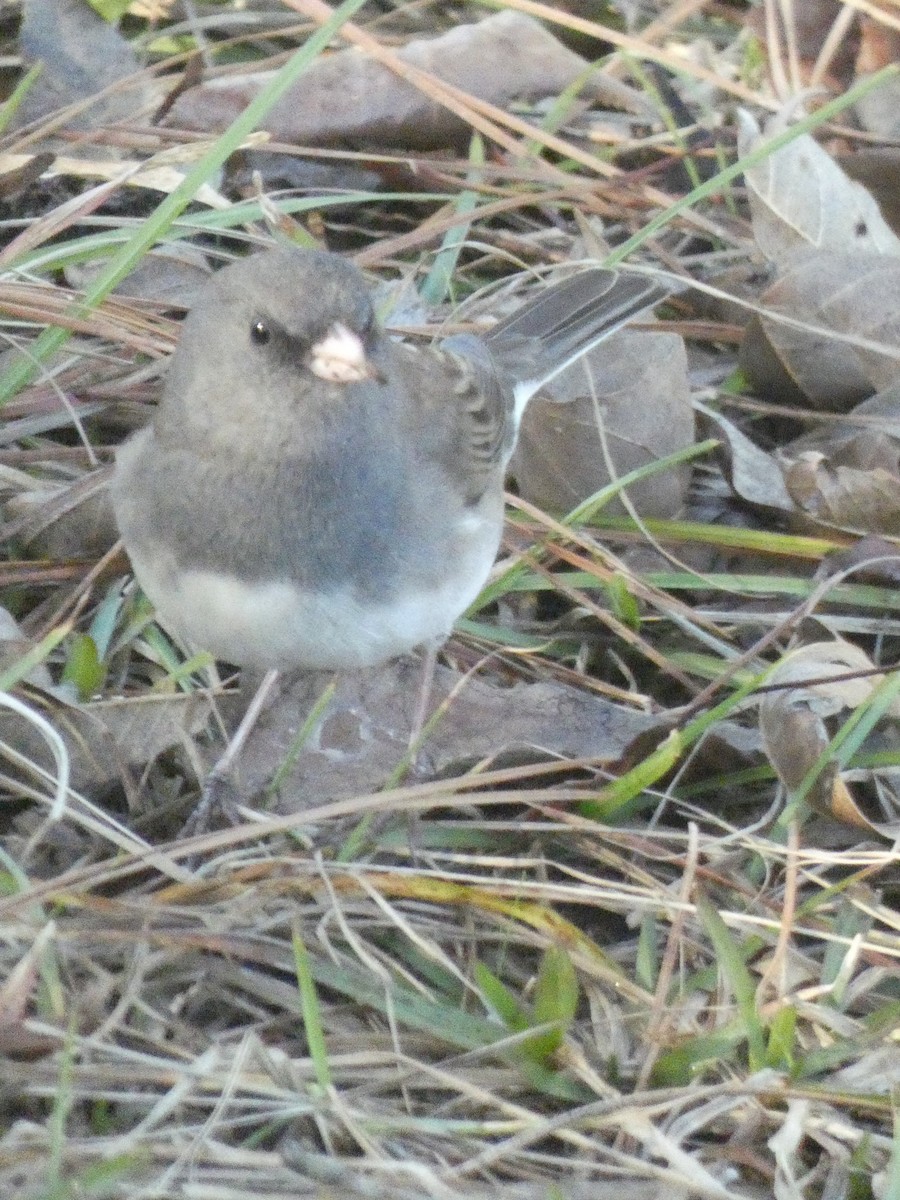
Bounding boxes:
[486,268,671,418]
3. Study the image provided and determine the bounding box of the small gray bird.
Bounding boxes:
[112,247,666,671]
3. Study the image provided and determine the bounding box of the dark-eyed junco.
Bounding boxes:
[112,247,667,671]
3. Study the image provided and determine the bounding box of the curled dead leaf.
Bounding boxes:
[776,385,900,536]
[704,386,900,539]
[781,451,900,536]
[759,640,900,836]
[696,403,796,513]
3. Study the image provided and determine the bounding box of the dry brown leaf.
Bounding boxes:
[166,11,650,152]
[838,148,900,236]
[510,330,692,517]
[702,389,900,538]
[781,452,900,535]
[13,0,161,140]
[817,533,900,586]
[230,662,656,810]
[759,640,900,836]
[0,150,232,208]
[777,385,900,535]
[786,385,900,467]
[764,639,890,718]
[739,111,900,259]
[65,244,214,309]
[1,689,217,793]
[760,694,838,806]
[740,249,900,408]
[696,403,796,513]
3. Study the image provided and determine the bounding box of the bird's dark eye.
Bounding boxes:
[250,321,270,345]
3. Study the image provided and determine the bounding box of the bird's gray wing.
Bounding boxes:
[390,336,514,506]
[392,270,671,507]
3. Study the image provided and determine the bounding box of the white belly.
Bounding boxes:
[128,515,502,670]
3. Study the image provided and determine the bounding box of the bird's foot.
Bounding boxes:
[178,769,244,841]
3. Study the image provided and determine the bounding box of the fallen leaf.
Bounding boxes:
[759,640,900,835]
[739,110,900,259]
[1,687,218,793]
[511,330,692,518]
[696,403,796,513]
[702,390,900,538]
[65,244,214,308]
[13,0,161,141]
[817,534,900,586]
[0,150,232,208]
[166,11,652,152]
[838,147,900,237]
[740,248,900,408]
[776,384,900,536]
[227,661,657,810]
[781,451,900,536]
[786,384,900,468]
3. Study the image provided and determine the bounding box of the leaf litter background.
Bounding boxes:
[1,1,900,1197]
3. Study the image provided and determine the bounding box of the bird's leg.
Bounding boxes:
[407,639,441,761]
[179,667,281,838]
[212,667,281,778]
